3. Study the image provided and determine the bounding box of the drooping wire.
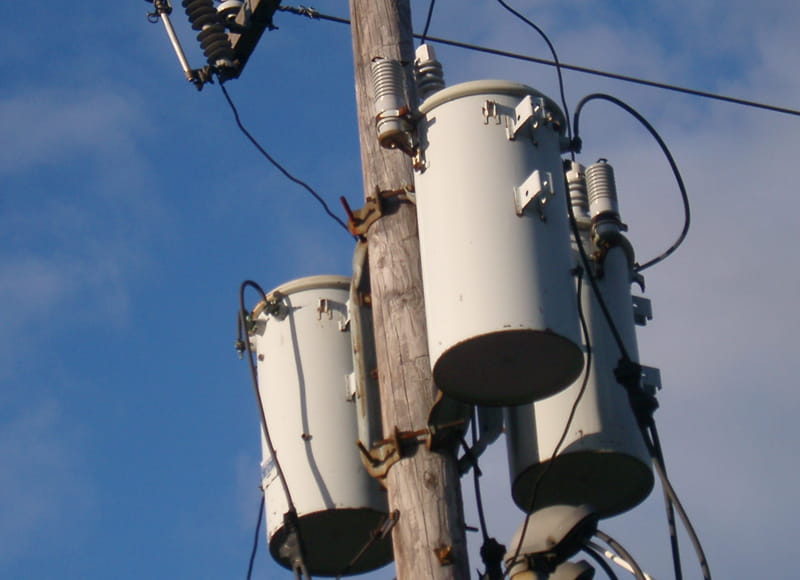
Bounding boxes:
[582,544,620,580]
[237,280,311,579]
[246,495,265,580]
[566,106,705,578]
[494,0,573,147]
[219,82,353,237]
[573,94,691,272]
[276,6,800,119]
[505,270,593,574]
[419,0,437,45]
[647,423,712,580]
[460,409,505,580]
[469,409,490,544]
[237,280,297,511]
[594,531,647,580]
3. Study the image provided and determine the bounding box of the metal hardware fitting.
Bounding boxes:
[509,95,549,140]
[641,365,662,396]
[434,545,454,566]
[427,391,471,450]
[482,100,502,125]
[514,169,554,218]
[632,296,653,326]
[340,186,416,237]
[356,413,468,485]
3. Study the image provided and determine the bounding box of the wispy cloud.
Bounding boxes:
[0,399,94,565]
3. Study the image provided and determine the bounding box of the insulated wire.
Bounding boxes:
[470,408,491,544]
[505,271,593,575]
[494,0,573,146]
[246,496,264,580]
[275,6,800,119]
[419,0,437,46]
[238,280,313,580]
[219,82,352,237]
[269,8,708,578]
[595,531,647,580]
[647,423,712,580]
[573,94,691,272]
[238,281,297,511]
[587,540,657,580]
[582,544,621,580]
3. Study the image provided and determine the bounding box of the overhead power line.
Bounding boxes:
[276,5,800,119]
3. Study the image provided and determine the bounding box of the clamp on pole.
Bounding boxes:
[340,185,416,238]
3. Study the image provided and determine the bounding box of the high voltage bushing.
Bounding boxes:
[414,44,445,101]
[585,159,625,243]
[182,0,235,67]
[370,57,415,153]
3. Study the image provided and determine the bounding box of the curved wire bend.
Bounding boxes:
[573,93,691,272]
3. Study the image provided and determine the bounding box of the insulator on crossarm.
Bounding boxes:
[182,0,235,69]
[414,44,445,100]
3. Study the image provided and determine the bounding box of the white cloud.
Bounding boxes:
[0,399,94,565]
[0,89,149,175]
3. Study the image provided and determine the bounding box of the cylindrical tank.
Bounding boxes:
[505,184,653,517]
[414,80,583,405]
[249,275,391,576]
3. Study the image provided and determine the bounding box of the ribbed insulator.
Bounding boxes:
[182,0,234,66]
[371,58,406,113]
[414,44,445,101]
[370,57,414,151]
[585,159,620,221]
[565,160,589,219]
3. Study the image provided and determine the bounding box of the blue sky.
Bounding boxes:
[2,1,799,578]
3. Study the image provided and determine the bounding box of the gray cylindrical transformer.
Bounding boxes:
[505,230,653,517]
[250,276,391,575]
[414,80,583,405]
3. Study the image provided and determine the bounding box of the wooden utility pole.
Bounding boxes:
[348,1,471,578]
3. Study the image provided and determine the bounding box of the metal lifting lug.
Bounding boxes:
[509,95,548,140]
[514,169,554,219]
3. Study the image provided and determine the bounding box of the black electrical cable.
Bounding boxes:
[246,496,264,580]
[237,280,312,579]
[494,0,573,146]
[276,6,800,119]
[419,0,437,45]
[566,182,631,363]
[595,530,647,580]
[645,418,683,580]
[582,544,620,580]
[573,94,691,272]
[469,409,490,544]
[277,4,351,25]
[237,280,297,511]
[647,423,712,580]
[219,82,353,237]
[505,271,593,575]
[659,453,684,580]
